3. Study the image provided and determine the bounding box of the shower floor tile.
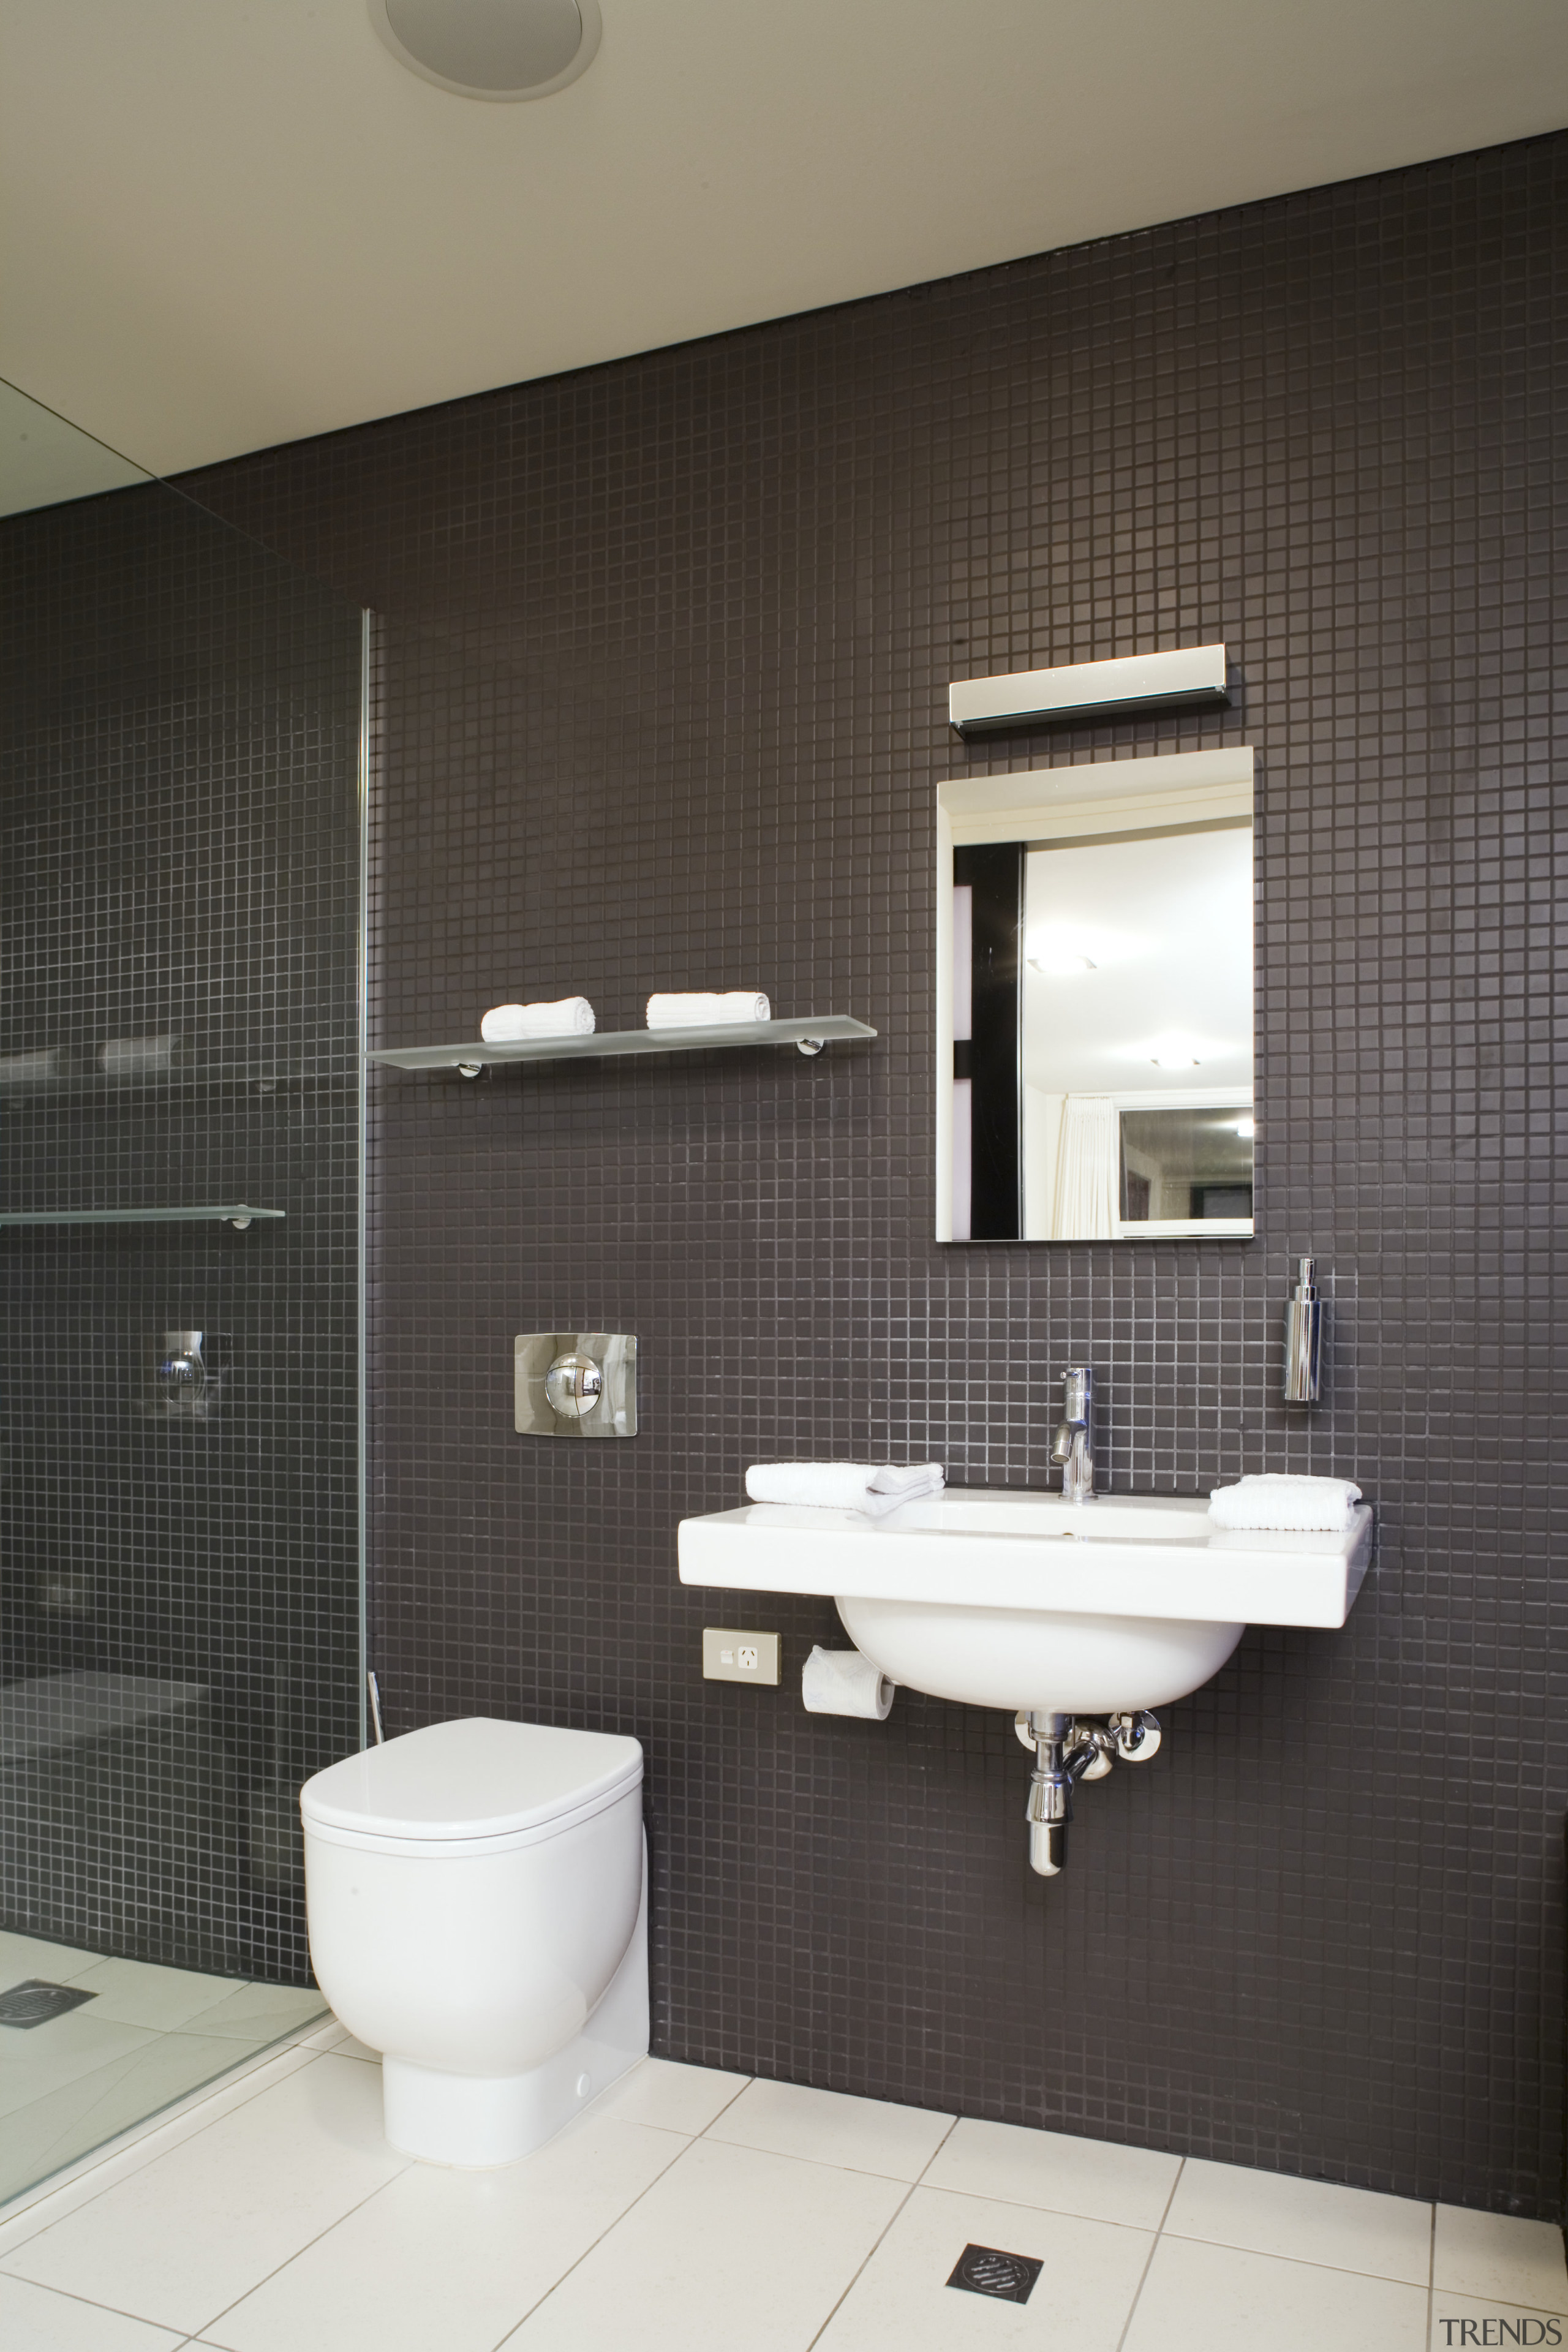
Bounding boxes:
[0,1931,105,1986]
[0,1934,326,2206]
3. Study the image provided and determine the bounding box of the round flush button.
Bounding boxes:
[545,1351,603,1420]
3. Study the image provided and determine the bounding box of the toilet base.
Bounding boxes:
[381,1857,649,2167]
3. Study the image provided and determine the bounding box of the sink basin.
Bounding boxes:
[678,1489,1373,1715]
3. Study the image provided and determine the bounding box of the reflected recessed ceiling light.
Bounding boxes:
[1234,1115,1256,1138]
[1148,1036,1203,1067]
[1025,923,1125,976]
[1028,950,1096,976]
[369,0,602,100]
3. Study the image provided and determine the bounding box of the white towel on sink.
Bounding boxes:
[745,1462,945,1518]
[1207,1474,1362,1532]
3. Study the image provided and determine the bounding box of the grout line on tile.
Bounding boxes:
[1428,2289,1568,2323]
[1425,2200,1436,2352]
[662,2130,948,2188]
[802,2177,922,2350]
[0,2267,214,2337]
[911,2113,960,2184]
[794,2115,963,2352]
[1158,2226,1450,2290]
[490,2128,707,2350]
[687,2070,756,2136]
[1114,2155,1185,2352]
[567,2114,696,2149]
[1139,2228,1477,2304]
[184,2139,421,2340]
[1152,2154,1186,2237]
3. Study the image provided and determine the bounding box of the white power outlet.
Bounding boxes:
[703,1628,781,1686]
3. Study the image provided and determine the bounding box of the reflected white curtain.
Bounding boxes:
[1052,1095,1118,1238]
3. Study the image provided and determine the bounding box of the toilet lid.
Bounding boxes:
[300,1716,643,1842]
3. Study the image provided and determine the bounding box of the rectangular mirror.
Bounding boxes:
[936,748,1254,1242]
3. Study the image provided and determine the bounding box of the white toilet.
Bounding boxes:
[300,1716,647,2168]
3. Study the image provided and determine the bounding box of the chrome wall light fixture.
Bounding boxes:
[369,0,602,101]
[949,644,1229,737]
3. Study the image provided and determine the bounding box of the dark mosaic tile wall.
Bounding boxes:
[184,132,1567,2212]
[0,485,364,1980]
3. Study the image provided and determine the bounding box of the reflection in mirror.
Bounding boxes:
[937,749,1254,1242]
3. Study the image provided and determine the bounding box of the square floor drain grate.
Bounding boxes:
[0,1979,98,2029]
[946,2243,1044,2304]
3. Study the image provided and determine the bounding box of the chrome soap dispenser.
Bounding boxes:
[1282,1257,1322,1404]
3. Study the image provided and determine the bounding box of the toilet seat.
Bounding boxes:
[300,1717,643,1850]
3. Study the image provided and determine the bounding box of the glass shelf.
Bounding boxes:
[0,1205,284,1229]
[368,1015,877,1072]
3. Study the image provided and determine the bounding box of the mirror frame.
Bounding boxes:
[935,747,1256,1243]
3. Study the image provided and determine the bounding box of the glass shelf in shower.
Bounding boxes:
[369,1014,878,1072]
[0,1205,284,1227]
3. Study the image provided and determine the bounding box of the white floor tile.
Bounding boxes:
[505,2136,907,2350]
[0,2011,160,2122]
[203,2115,687,2352]
[1432,2289,1568,2340]
[1121,2236,1429,2351]
[924,2116,1180,2231]
[589,2056,747,2136]
[706,2077,953,2181]
[0,1933,106,1986]
[1433,2204,1568,2312]
[814,2184,1154,2348]
[1164,2155,1431,2283]
[67,1959,241,2034]
[1,2053,409,2336]
[0,2273,185,2352]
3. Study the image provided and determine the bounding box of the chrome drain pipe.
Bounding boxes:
[1019,1710,1159,1877]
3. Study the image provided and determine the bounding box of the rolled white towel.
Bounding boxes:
[1207,1474,1363,1533]
[802,1645,894,1720]
[100,1034,177,1076]
[647,992,769,1030]
[745,1461,945,1518]
[480,998,595,1042]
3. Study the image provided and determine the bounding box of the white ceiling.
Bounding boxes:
[2,0,1566,478]
[1022,829,1253,1098]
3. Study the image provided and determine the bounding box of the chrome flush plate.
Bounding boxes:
[514,1332,637,1438]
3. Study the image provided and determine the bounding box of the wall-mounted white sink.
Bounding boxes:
[678,1489,1373,1717]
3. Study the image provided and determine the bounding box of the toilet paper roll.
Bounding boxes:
[801,1645,894,1721]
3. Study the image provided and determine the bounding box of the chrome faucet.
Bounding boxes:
[1051,1365,1095,1502]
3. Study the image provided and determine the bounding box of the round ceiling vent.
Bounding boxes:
[368,0,602,101]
